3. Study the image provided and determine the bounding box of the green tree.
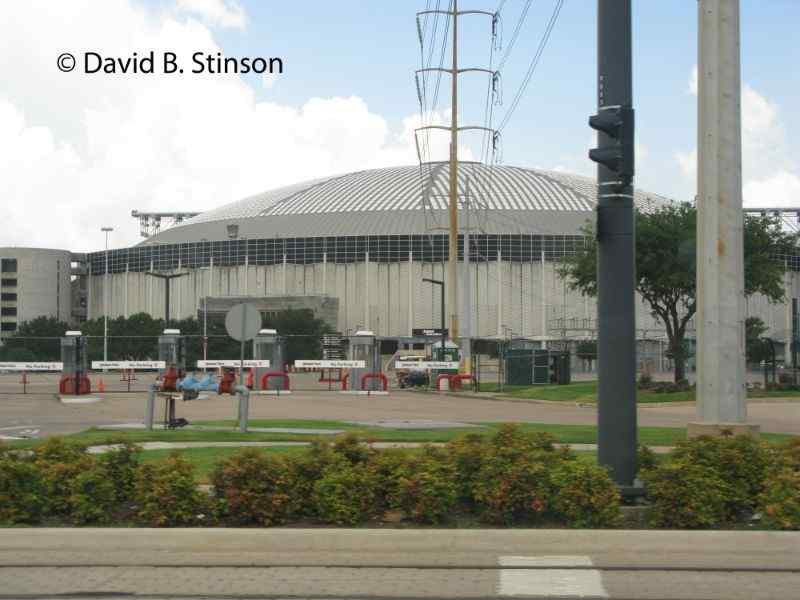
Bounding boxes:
[559,204,797,382]
[265,308,333,363]
[745,316,770,365]
[0,316,70,360]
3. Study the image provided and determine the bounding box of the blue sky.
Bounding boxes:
[1,1,798,249]
[175,0,800,203]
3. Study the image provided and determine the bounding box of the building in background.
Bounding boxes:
[0,247,74,337]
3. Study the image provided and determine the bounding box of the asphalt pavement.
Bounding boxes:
[1,528,798,599]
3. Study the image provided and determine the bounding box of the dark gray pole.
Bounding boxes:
[441,281,446,357]
[596,0,637,488]
[164,277,171,326]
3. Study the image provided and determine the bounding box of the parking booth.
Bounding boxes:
[253,328,288,391]
[347,330,386,391]
[59,331,90,395]
[155,329,188,428]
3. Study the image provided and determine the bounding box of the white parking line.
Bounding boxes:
[498,555,609,598]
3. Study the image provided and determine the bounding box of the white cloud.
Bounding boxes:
[676,64,798,208]
[0,1,448,251]
[744,171,800,208]
[176,0,247,29]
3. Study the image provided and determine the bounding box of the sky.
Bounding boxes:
[1,0,798,251]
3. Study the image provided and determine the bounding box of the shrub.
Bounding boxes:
[366,448,409,513]
[312,457,380,525]
[134,454,207,526]
[643,461,730,528]
[758,468,800,530]
[33,438,94,517]
[286,439,341,517]
[671,435,771,517]
[637,444,659,474]
[332,432,374,465]
[211,449,295,526]
[0,454,44,524]
[69,463,117,524]
[550,462,621,528]
[472,425,573,525]
[445,433,487,504]
[393,446,458,524]
[98,441,141,503]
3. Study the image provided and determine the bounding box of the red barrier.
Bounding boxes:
[360,372,388,391]
[246,369,254,389]
[217,368,237,395]
[58,375,91,395]
[435,373,451,391]
[259,371,291,391]
[449,373,476,391]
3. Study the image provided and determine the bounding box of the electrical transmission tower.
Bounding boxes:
[413,0,501,342]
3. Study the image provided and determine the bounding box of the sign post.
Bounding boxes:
[225,303,263,387]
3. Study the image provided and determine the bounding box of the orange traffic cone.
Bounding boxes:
[98,378,105,393]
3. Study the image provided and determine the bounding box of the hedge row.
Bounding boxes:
[1,427,798,529]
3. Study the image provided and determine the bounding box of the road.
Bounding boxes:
[1,387,799,438]
[0,528,798,599]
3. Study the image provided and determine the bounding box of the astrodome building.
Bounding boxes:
[83,163,798,356]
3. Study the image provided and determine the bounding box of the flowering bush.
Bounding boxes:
[643,461,731,528]
[759,468,800,530]
[393,446,458,524]
[0,452,44,524]
[550,461,621,528]
[211,449,295,526]
[312,456,380,525]
[134,454,208,526]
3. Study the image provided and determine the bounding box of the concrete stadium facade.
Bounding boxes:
[0,247,73,338]
[83,163,800,361]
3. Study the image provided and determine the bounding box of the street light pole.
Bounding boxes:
[423,278,446,358]
[101,227,114,367]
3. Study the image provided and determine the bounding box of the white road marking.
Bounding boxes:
[498,555,609,598]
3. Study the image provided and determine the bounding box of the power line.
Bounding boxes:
[497,0,534,72]
[497,0,564,132]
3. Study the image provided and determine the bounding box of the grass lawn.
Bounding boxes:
[479,380,800,403]
[140,445,308,482]
[6,419,794,452]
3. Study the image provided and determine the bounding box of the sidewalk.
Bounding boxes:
[1,529,797,599]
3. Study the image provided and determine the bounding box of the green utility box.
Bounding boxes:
[504,348,572,386]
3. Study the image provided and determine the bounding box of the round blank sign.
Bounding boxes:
[225,303,262,342]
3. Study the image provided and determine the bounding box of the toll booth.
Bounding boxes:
[253,328,287,390]
[158,328,186,392]
[59,331,90,395]
[347,330,383,391]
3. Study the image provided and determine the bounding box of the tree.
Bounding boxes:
[558,204,798,382]
[0,316,70,360]
[745,316,770,365]
[265,308,333,362]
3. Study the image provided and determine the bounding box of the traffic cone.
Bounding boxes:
[98,378,105,393]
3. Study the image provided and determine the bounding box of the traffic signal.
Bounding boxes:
[588,105,635,185]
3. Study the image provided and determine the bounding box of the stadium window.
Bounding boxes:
[1,307,16,316]
[0,293,16,302]
[0,322,16,332]
[0,259,17,273]
[1,278,17,287]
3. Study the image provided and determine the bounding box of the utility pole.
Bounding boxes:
[588,0,638,489]
[101,227,113,369]
[693,0,753,436]
[448,0,460,344]
[414,3,499,352]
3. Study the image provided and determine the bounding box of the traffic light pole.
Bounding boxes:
[593,0,638,489]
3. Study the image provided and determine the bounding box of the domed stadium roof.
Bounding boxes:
[143,163,672,244]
